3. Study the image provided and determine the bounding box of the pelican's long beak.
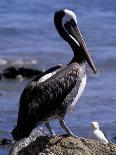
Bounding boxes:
[65,21,97,74]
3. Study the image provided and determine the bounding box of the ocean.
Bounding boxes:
[0,0,116,154]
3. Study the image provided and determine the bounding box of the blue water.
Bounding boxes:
[0,0,116,153]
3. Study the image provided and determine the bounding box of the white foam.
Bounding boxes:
[10,128,48,155]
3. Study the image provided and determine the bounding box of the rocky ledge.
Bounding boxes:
[0,66,42,79]
[11,135,116,155]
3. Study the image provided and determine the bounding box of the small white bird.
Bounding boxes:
[90,121,108,144]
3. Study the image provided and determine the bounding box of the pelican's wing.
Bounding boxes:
[18,63,80,123]
[32,64,65,82]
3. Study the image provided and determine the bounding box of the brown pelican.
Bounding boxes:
[11,9,97,141]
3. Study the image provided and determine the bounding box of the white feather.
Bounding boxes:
[39,71,57,83]
[62,9,77,26]
[69,35,80,46]
[68,74,87,111]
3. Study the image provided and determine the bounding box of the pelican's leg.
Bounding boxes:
[45,122,56,136]
[59,119,77,137]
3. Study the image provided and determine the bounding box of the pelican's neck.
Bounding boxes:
[54,15,87,65]
[68,39,86,64]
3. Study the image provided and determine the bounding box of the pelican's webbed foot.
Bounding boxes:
[59,119,78,138]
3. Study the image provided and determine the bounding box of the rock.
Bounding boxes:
[11,135,116,155]
[0,73,2,80]
[3,66,42,79]
[0,138,12,146]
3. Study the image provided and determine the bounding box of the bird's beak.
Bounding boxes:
[65,22,97,74]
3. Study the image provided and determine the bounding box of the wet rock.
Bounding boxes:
[0,138,12,146]
[0,73,2,80]
[10,135,116,155]
[3,66,42,79]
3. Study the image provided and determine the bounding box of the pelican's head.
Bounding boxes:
[91,121,99,130]
[54,9,97,73]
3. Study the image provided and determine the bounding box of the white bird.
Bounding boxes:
[90,121,108,144]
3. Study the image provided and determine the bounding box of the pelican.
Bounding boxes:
[11,9,97,141]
